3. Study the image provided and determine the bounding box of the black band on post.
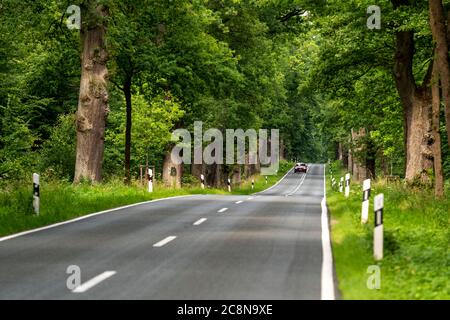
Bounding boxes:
[375,209,383,227]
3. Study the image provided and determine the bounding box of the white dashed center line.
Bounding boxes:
[218,208,228,213]
[247,197,254,200]
[72,271,116,293]
[193,218,207,226]
[235,201,243,204]
[153,236,177,247]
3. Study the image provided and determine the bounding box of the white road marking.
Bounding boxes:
[217,208,228,213]
[153,236,177,247]
[286,171,308,196]
[254,167,293,195]
[0,195,197,243]
[321,165,335,300]
[72,271,116,293]
[247,197,254,200]
[193,218,207,226]
[235,201,244,204]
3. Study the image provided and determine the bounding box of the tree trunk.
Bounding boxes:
[366,137,376,180]
[380,152,390,177]
[431,60,445,197]
[404,89,434,182]
[338,142,343,161]
[232,165,242,185]
[162,151,183,188]
[429,0,450,148]
[279,139,284,160]
[209,163,223,187]
[347,135,353,174]
[124,75,132,184]
[74,3,109,183]
[392,30,434,183]
[351,128,368,182]
[191,163,204,179]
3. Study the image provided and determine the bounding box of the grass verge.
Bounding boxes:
[0,163,291,237]
[326,166,450,299]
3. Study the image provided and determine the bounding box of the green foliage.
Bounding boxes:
[104,92,185,178]
[0,0,447,183]
[0,97,37,183]
[39,114,77,181]
[327,170,450,299]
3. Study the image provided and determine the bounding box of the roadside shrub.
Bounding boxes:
[39,114,76,181]
[0,107,37,186]
[278,159,292,173]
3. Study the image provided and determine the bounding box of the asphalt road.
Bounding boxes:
[0,164,333,300]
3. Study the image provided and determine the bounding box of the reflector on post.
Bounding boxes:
[374,194,384,261]
[33,173,40,215]
[361,179,371,224]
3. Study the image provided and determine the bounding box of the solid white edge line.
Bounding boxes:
[217,208,228,213]
[253,167,294,195]
[193,218,207,226]
[72,271,116,293]
[153,236,177,247]
[0,195,197,243]
[321,164,335,300]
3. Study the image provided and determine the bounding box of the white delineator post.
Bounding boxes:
[344,173,350,198]
[33,173,40,215]
[374,194,384,261]
[251,179,254,190]
[227,178,231,192]
[265,176,268,185]
[200,174,205,189]
[339,177,344,193]
[147,168,153,193]
[361,179,371,224]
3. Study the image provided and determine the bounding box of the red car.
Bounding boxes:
[294,163,307,173]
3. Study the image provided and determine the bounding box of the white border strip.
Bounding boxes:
[321,164,335,300]
[0,195,197,243]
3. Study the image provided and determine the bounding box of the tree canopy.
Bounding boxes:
[0,0,448,194]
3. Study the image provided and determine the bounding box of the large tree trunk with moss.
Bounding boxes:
[404,90,434,182]
[429,0,450,148]
[74,3,109,183]
[392,29,434,183]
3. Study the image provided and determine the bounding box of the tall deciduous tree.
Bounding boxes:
[392,28,434,183]
[428,0,450,149]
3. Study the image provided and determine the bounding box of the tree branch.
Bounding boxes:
[278,8,305,22]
